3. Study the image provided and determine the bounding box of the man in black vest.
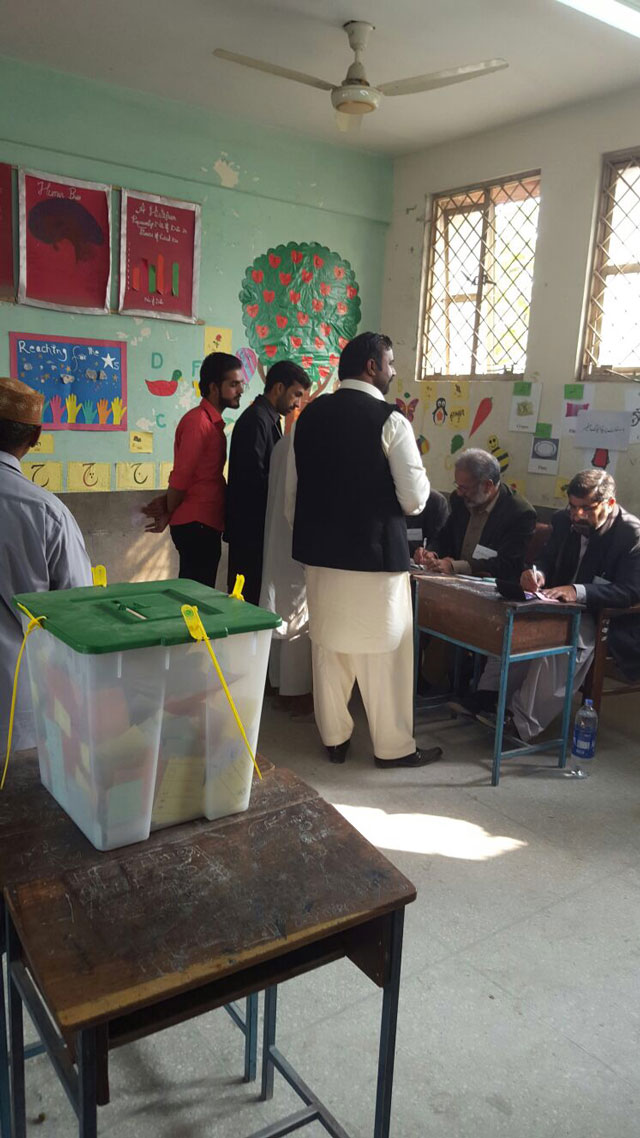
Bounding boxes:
[475,468,640,740]
[226,360,310,604]
[289,331,443,768]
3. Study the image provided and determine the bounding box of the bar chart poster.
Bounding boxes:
[18,170,112,314]
[119,190,201,323]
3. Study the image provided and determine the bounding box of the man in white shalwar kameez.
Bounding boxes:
[260,433,312,703]
[0,377,92,753]
[286,332,443,768]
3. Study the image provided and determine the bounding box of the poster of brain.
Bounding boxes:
[18,169,112,314]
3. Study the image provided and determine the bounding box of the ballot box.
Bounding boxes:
[14,580,280,850]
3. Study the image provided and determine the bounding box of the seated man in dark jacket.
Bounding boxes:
[415,449,536,581]
[473,468,640,741]
[406,488,449,557]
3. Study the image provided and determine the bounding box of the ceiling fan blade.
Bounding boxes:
[213,49,335,92]
[378,58,508,97]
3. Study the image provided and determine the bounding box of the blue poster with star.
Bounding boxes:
[9,332,127,430]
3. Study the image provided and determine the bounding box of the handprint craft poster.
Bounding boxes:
[9,333,127,431]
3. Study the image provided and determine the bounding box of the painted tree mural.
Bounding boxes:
[239,241,361,413]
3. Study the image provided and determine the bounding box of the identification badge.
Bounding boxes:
[406,528,422,541]
[473,543,497,560]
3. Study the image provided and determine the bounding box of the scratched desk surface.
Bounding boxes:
[4,759,415,1035]
[411,570,579,656]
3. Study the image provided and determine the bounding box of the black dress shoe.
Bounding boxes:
[326,740,350,764]
[375,746,443,768]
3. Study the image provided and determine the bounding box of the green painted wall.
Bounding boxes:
[0,56,392,484]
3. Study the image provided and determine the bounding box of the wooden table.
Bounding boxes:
[3,760,415,1138]
[0,755,265,1138]
[412,571,582,785]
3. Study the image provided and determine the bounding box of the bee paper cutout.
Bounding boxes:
[487,434,510,473]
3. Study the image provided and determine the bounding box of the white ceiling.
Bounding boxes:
[5,0,640,154]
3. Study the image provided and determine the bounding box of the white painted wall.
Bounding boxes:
[383,84,640,513]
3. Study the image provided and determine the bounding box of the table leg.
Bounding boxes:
[412,581,420,705]
[492,612,514,787]
[77,1029,98,1138]
[0,967,10,1138]
[260,986,278,1103]
[373,908,405,1138]
[0,899,11,1138]
[557,612,581,768]
[245,993,258,1083]
[6,913,25,1138]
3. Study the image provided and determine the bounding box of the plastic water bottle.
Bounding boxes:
[571,698,598,775]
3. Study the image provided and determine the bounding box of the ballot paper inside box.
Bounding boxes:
[14,581,280,851]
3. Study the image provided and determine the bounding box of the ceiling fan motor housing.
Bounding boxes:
[331,85,381,115]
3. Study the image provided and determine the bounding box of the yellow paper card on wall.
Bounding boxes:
[30,433,55,455]
[129,429,154,454]
[116,462,157,491]
[450,380,470,402]
[158,461,173,489]
[420,381,437,405]
[506,478,526,497]
[67,463,111,493]
[21,461,63,492]
[554,475,570,500]
[204,326,233,355]
[448,404,469,431]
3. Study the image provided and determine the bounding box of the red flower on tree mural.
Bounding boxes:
[239,241,361,409]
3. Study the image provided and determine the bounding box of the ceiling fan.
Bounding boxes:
[213,20,508,128]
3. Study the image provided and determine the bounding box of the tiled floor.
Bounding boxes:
[13,690,640,1135]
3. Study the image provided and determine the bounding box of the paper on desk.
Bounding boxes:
[525,590,560,603]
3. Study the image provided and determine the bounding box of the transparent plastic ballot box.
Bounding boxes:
[13,580,280,851]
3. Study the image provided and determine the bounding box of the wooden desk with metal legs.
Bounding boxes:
[0,754,264,1138]
[4,763,415,1138]
[412,572,582,785]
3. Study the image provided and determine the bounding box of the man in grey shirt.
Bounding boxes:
[0,377,92,751]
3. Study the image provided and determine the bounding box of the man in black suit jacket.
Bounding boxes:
[415,449,536,581]
[406,489,449,557]
[475,468,640,741]
[226,360,310,603]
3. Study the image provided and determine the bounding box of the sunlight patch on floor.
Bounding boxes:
[334,804,527,860]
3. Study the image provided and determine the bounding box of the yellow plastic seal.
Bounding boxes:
[230,574,245,602]
[92,565,107,587]
[181,604,261,780]
[1,603,45,790]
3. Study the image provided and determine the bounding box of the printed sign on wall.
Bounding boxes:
[18,170,111,314]
[119,190,201,322]
[10,333,127,430]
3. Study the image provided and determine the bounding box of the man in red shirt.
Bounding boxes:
[143,352,244,586]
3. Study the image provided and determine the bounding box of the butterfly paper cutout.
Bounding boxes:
[395,394,419,421]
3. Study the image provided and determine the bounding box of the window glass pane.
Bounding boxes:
[584,157,640,373]
[422,174,540,377]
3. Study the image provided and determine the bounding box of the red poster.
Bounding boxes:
[18,169,111,314]
[0,163,14,299]
[119,189,200,322]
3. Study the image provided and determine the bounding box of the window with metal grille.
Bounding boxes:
[583,152,640,377]
[420,172,541,378]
